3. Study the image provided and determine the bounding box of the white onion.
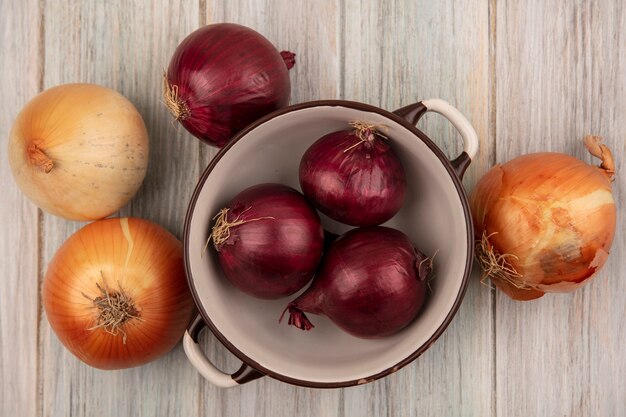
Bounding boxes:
[8,83,149,220]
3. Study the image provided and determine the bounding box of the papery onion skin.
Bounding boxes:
[212,183,324,299]
[470,146,616,301]
[283,226,429,339]
[299,126,406,226]
[8,83,148,221]
[43,218,195,370]
[165,23,294,148]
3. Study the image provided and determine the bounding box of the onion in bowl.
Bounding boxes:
[282,226,431,338]
[299,122,406,226]
[209,183,324,299]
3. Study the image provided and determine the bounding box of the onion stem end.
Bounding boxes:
[584,135,615,182]
[27,143,54,173]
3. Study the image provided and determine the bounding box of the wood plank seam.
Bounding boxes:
[198,5,208,417]
[36,2,46,417]
[339,0,346,100]
[488,0,497,416]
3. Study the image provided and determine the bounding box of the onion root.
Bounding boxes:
[475,231,528,289]
[162,71,190,121]
[209,207,274,249]
[83,277,143,344]
[475,231,547,300]
[420,249,438,293]
[343,121,388,152]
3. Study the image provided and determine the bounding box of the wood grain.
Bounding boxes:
[3,0,626,416]
[193,1,492,416]
[495,1,626,416]
[39,2,202,417]
[0,1,42,416]
[198,2,344,416]
[341,1,494,416]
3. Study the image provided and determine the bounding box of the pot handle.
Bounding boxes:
[183,314,264,388]
[393,99,479,179]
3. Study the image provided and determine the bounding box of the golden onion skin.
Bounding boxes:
[470,152,616,300]
[8,84,149,220]
[43,218,195,369]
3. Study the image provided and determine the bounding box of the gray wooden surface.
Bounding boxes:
[1,1,623,416]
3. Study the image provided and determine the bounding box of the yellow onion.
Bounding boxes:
[43,217,195,369]
[8,83,149,220]
[470,136,616,300]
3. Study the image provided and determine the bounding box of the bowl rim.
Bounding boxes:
[183,99,474,388]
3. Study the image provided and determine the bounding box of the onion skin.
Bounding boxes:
[8,83,148,221]
[165,23,293,147]
[283,226,429,339]
[299,127,406,226]
[213,183,324,299]
[470,147,616,300]
[43,218,195,370]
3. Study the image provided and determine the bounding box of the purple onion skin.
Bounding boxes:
[214,183,324,299]
[285,226,429,339]
[299,129,407,226]
[167,23,294,147]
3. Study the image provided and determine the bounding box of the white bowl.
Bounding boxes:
[183,99,479,388]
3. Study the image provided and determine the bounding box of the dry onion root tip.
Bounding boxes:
[280,50,296,69]
[83,278,143,344]
[416,250,437,281]
[418,249,439,293]
[475,231,537,291]
[27,143,54,173]
[344,121,389,152]
[162,70,191,121]
[207,207,274,251]
[583,135,615,182]
[279,304,314,331]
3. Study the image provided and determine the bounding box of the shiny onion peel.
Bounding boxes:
[470,136,616,300]
[299,122,407,226]
[210,183,324,299]
[282,226,430,338]
[164,23,295,148]
[43,218,195,369]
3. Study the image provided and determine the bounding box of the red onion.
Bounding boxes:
[299,122,407,226]
[210,183,323,299]
[282,226,430,339]
[164,23,295,148]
